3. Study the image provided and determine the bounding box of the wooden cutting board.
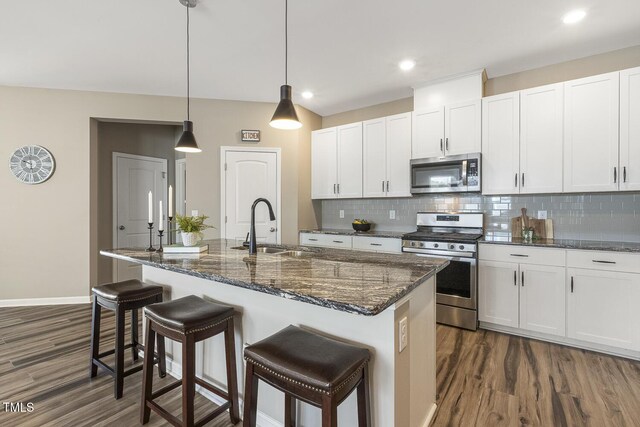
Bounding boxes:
[511,217,554,239]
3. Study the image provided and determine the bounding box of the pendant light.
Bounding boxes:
[269,0,302,130]
[175,0,202,152]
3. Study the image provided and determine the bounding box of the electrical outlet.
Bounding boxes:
[339,210,344,219]
[191,210,199,216]
[389,210,396,220]
[399,317,408,352]
[538,210,548,220]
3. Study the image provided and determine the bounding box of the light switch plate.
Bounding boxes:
[537,210,548,220]
[389,210,396,220]
[191,210,199,216]
[339,210,344,219]
[399,317,408,352]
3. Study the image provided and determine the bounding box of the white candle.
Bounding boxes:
[148,191,153,223]
[158,200,164,231]
[168,185,173,218]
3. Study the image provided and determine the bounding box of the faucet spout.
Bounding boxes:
[249,198,276,255]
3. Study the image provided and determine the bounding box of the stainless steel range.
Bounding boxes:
[402,212,484,330]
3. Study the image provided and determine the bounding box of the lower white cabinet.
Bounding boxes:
[352,236,402,254]
[299,233,352,249]
[519,264,565,336]
[567,268,640,351]
[478,260,519,327]
[299,233,402,253]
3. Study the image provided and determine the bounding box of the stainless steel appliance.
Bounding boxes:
[402,212,484,330]
[410,153,481,194]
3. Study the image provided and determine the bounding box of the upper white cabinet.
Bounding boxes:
[620,66,640,191]
[481,92,520,195]
[363,112,411,198]
[564,72,620,193]
[311,123,363,199]
[520,83,564,194]
[412,100,480,159]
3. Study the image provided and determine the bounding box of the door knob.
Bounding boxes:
[118,225,125,230]
[270,227,276,232]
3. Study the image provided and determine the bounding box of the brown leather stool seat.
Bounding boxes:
[243,325,371,427]
[90,279,166,400]
[141,295,240,427]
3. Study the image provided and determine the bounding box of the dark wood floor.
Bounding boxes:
[1,305,639,426]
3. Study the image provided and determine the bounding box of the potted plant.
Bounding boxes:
[173,214,213,246]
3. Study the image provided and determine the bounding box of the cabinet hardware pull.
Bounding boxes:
[333,240,343,243]
[440,138,443,152]
[510,254,529,257]
[337,183,340,194]
[521,271,524,287]
[592,260,616,264]
[513,270,517,286]
[370,243,382,246]
[445,138,449,151]
[614,167,617,183]
[522,173,525,187]
[308,238,318,241]
[333,184,336,194]
[515,173,518,188]
[386,181,389,192]
[571,276,574,293]
[623,166,627,183]
[382,181,385,192]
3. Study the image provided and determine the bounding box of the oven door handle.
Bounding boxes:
[413,253,476,264]
[404,248,475,259]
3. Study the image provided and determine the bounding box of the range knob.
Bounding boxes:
[459,245,465,250]
[433,243,439,248]
[411,241,416,247]
[449,244,455,250]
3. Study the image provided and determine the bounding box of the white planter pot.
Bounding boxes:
[181,232,200,247]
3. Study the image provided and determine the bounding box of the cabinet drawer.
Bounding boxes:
[567,250,640,274]
[479,244,565,266]
[352,236,402,253]
[300,233,352,249]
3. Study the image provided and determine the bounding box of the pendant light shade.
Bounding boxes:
[175,1,201,153]
[270,0,301,130]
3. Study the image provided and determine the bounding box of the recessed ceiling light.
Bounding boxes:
[399,60,416,71]
[562,9,586,24]
[301,91,314,99]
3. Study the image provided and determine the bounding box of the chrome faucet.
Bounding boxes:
[249,198,276,255]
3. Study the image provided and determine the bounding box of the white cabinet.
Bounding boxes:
[567,268,640,351]
[299,233,352,249]
[311,123,363,199]
[520,83,564,194]
[564,72,619,193]
[412,99,480,159]
[620,66,640,191]
[300,233,401,253]
[481,92,520,195]
[352,236,402,254]
[478,260,519,327]
[519,264,565,336]
[363,113,412,198]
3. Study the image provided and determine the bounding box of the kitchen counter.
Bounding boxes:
[100,239,446,316]
[299,228,407,239]
[481,235,640,253]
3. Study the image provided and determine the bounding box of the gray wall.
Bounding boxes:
[320,193,640,242]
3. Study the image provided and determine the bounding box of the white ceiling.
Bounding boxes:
[1,0,639,116]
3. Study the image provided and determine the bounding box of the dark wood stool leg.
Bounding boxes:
[114,305,126,399]
[157,334,167,378]
[181,334,196,427]
[357,365,371,427]
[140,319,156,425]
[243,363,259,427]
[89,295,101,378]
[321,394,337,427]
[131,308,139,361]
[224,317,241,424]
[284,394,296,427]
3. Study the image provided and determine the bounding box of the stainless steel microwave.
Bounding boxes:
[410,153,481,194]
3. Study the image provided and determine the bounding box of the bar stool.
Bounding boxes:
[243,325,371,427]
[90,279,166,399]
[141,295,240,427]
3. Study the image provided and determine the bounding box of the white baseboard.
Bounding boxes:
[165,357,283,427]
[0,296,90,307]
[424,403,437,426]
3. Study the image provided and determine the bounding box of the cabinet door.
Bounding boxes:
[362,118,387,198]
[478,260,519,327]
[411,107,444,159]
[311,128,337,199]
[337,122,363,198]
[567,268,640,351]
[520,83,564,194]
[445,99,481,156]
[481,92,520,195]
[385,112,412,197]
[564,72,619,193]
[519,264,566,336]
[620,66,640,191]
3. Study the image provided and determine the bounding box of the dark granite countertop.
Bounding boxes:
[100,239,447,316]
[481,236,640,253]
[299,229,407,239]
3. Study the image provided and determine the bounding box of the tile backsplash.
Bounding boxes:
[321,193,640,242]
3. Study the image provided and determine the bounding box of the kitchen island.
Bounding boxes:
[101,239,447,427]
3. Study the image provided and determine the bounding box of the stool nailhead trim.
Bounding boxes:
[96,292,163,304]
[148,315,234,335]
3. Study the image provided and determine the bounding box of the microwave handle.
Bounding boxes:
[461,160,468,185]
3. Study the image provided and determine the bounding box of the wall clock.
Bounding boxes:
[9,145,56,184]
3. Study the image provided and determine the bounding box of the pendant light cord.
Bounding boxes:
[186,4,191,121]
[285,0,288,85]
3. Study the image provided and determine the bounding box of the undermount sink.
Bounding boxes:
[231,246,286,254]
[277,250,311,258]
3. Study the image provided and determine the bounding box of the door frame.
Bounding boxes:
[175,158,187,216]
[112,152,167,280]
[220,146,282,244]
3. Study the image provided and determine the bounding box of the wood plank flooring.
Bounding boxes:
[1,305,639,426]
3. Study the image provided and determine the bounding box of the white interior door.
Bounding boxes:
[175,158,187,244]
[224,150,279,244]
[114,153,167,281]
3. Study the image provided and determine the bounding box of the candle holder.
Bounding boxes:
[156,230,164,253]
[167,216,174,245]
[146,223,155,252]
